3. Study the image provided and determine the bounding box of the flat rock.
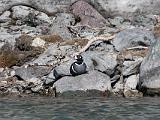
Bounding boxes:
[14,65,52,80]
[54,70,111,93]
[53,50,118,79]
[112,28,156,51]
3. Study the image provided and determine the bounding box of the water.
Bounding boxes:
[0,96,160,120]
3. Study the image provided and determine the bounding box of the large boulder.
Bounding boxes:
[112,28,156,51]
[14,65,52,80]
[11,6,52,26]
[139,38,160,95]
[54,70,111,93]
[71,0,106,28]
[53,50,118,79]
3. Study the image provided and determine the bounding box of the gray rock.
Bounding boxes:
[12,5,52,26]
[131,14,157,29]
[0,0,72,16]
[1,0,160,19]
[29,44,74,65]
[53,50,118,78]
[125,74,139,90]
[71,0,106,28]
[93,0,160,18]
[31,83,43,93]
[14,65,52,80]
[123,60,142,76]
[0,28,21,49]
[83,51,118,75]
[0,11,11,23]
[140,38,160,90]
[108,16,124,27]
[112,28,156,51]
[124,74,143,97]
[50,13,75,40]
[53,59,74,78]
[54,70,111,93]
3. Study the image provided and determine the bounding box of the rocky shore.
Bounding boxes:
[1,0,160,98]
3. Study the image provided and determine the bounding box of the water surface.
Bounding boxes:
[0,97,160,120]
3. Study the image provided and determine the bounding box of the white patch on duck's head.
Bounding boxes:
[74,55,83,60]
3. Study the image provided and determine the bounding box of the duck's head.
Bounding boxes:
[74,55,83,62]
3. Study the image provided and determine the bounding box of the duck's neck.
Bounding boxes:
[76,60,83,65]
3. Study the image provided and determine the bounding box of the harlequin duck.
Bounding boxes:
[70,55,87,76]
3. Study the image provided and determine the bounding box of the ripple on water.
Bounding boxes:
[0,97,160,120]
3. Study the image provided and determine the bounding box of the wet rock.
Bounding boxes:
[112,28,156,51]
[71,0,106,28]
[123,90,143,97]
[50,13,75,40]
[123,60,142,76]
[54,70,111,93]
[139,38,160,94]
[58,90,110,98]
[14,65,52,80]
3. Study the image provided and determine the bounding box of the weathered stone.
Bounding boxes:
[123,60,142,76]
[14,65,52,80]
[50,13,75,40]
[53,50,117,79]
[1,0,160,19]
[12,6,52,26]
[112,28,156,51]
[71,0,106,28]
[131,14,157,29]
[31,37,46,48]
[54,70,111,93]
[0,11,11,23]
[108,16,124,27]
[125,74,139,90]
[29,44,74,65]
[83,51,118,76]
[124,90,143,97]
[31,84,43,93]
[93,0,160,18]
[0,28,21,49]
[139,38,160,92]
